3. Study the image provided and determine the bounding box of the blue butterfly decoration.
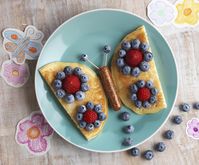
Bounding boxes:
[2,25,44,64]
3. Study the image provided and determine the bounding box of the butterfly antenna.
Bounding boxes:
[80,54,99,70]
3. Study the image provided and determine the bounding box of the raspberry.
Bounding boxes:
[62,75,81,94]
[125,49,143,67]
[83,110,98,123]
[137,87,151,101]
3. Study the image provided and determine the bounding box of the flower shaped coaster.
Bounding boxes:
[15,111,54,155]
[175,0,199,26]
[2,25,44,65]
[147,0,177,27]
[1,60,30,87]
[186,118,199,140]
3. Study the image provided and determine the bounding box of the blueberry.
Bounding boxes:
[139,61,150,72]
[123,125,134,134]
[194,102,199,109]
[151,88,158,96]
[122,137,133,146]
[149,96,157,104]
[75,91,85,101]
[119,49,126,57]
[164,130,174,139]
[135,100,142,108]
[79,121,87,128]
[131,39,141,49]
[64,94,75,103]
[81,83,89,92]
[85,123,94,131]
[119,112,130,121]
[142,101,151,108]
[78,105,87,113]
[173,115,182,124]
[56,89,66,98]
[155,142,166,152]
[146,80,153,89]
[122,41,131,51]
[64,66,73,75]
[144,51,153,62]
[76,113,83,121]
[116,58,125,68]
[131,94,137,101]
[94,104,102,113]
[80,54,88,62]
[130,84,138,93]
[122,65,131,75]
[144,150,154,160]
[56,71,65,80]
[181,103,190,112]
[98,112,106,121]
[74,67,82,76]
[140,42,149,52]
[80,74,89,83]
[130,147,140,156]
[86,102,94,109]
[136,80,145,88]
[103,45,111,53]
[131,67,141,77]
[54,79,62,89]
[94,120,101,128]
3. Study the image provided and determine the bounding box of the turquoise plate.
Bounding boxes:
[35,9,178,153]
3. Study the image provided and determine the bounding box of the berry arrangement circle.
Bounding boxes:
[76,102,106,131]
[130,80,158,108]
[116,39,153,77]
[53,66,90,103]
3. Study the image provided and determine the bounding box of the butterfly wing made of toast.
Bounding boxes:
[2,25,44,64]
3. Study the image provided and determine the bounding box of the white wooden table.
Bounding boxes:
[0,0,199,164]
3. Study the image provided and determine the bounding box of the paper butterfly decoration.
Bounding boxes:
[2,25,44,65]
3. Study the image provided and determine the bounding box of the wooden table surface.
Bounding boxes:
[0,0,199,164]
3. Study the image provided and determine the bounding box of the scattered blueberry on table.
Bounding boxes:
[130,147,140,156]
[180,103,190,112]
[193,102,199,109]
[155,142,166,152]
[143,150,154,160]
[173,115,183,124]
[125,101,199,160]
[164,130,174,139]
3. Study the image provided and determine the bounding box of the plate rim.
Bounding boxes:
[35,8,179,153]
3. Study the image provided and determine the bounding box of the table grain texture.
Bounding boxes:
[0,0,199,165]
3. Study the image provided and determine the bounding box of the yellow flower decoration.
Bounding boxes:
[175,0,199,25]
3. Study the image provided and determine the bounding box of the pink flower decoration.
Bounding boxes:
[186,118,199,139]
[1,60,30,87]
[15,111,54,155]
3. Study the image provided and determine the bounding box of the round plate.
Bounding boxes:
[35,9,178,153]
